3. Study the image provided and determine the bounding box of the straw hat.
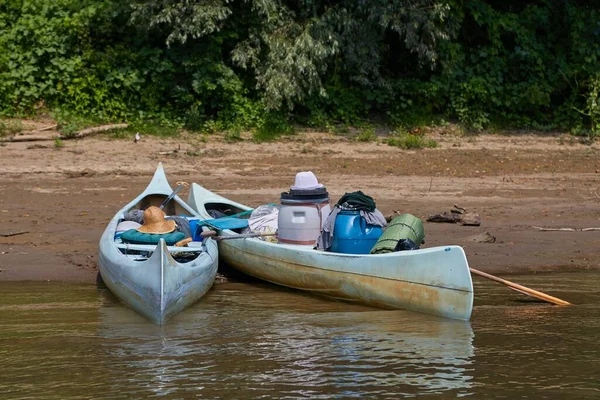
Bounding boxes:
[136,206,176,234]
[291,171,324,190]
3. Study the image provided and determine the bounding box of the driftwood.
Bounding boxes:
[533,226,600,232]
[63,123,129,139]
[0,123,128,143]
[10,124,59,138]
[451,204,467,214]
[459,213,481,226]
[0,135,56,143]
[464,232,496,243]
[427,211,462,223]
[0,231,29,237]
[427,204,481,226]
[28,124,58,133]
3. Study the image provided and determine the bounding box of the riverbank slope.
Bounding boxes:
[1,126,599,282]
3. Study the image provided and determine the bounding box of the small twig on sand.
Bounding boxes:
[532,226,576,231]
[31,124,58,133]
[0,231,29,237]
[533,226,600,232]
[427,177,433,193]
[17,124,58,135]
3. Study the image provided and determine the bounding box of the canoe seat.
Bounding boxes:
[192,217,249,231]
[116,243,203,253]
[120,229,186,246]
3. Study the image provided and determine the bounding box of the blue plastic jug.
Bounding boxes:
[329,210,383,254]
[188,219,203,242]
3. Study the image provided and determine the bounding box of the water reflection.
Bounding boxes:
[97,285,475,398]
[2,272,599,399]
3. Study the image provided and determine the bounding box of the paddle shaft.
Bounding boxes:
[201,230,276,241]
[159,184,184,210]
[469,267,571,306]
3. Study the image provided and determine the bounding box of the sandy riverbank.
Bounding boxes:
[1,124,599,282]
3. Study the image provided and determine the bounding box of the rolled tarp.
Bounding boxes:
[370,214,425,254]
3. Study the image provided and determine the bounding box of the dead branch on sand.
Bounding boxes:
[0,123,128,143]
[427,204,481,226]
[19,124,58,134]
[463,232,496,243]
[532,226,600,232]
[62,123,129,139]
[0,231,29,237]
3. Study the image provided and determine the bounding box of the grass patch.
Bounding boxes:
[356,126,378,142]
[224,128,243,143]
[129,121,179,138]
[387,131,438,149]
[51,109,101,138]
[252,115,295,143]
[0,120,23,137]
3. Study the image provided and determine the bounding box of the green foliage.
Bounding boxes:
[574,74,600,142]
[252,113,295,143]
[0,0,599,136]
[432,1,600,131]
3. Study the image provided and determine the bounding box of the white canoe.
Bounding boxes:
[98,163,218,324]
[188,183,474,320]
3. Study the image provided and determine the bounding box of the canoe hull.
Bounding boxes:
[221,240,472,320]
[189,184,473,320]
[99,239,217,325]
[98,164,218,324]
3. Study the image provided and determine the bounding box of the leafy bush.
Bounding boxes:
[0,0,598,138]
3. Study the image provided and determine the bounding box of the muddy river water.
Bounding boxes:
[1,272,599,399]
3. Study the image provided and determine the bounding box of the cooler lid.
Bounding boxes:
[281,187,329,201]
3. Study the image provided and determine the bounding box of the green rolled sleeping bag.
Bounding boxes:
[370,213,425,254]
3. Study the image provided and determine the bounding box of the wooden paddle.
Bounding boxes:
[200,230,276,241]
[469,268,571,306]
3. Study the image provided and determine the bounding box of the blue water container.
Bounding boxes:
[188,219,203,242]
[329,210,383,254]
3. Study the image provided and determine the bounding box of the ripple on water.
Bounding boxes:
[1,272,599,399]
